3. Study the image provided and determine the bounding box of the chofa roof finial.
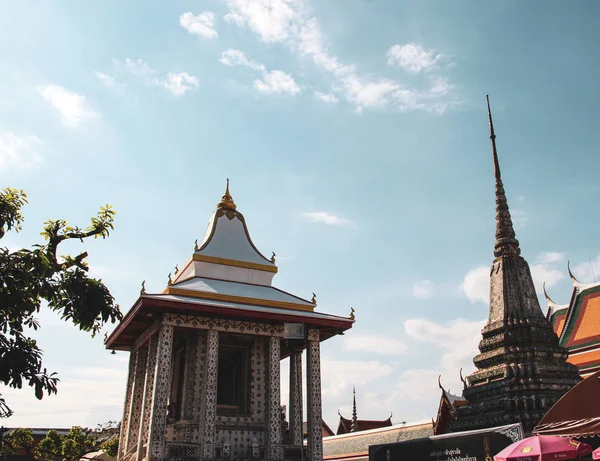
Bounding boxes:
[567,260,580,283]
[543,281,557,304]
[217,178,237,210]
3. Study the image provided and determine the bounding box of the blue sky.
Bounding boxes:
[1,0,600,429]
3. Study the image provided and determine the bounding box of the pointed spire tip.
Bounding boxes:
[217,178,236,210]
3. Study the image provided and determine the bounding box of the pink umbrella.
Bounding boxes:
[592,447,600,460]
[494,435,592,461]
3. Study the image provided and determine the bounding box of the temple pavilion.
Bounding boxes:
[446,97,581,435]
[105,183,354,461]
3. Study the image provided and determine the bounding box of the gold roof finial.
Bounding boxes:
[140,280,146,295]
[271,251,276,263]
[168,273,173,286]
[349,307,355,320]
[217,178,237,210]
[174,264,179,274]
[194,239,199,252]
[311,292,317,304]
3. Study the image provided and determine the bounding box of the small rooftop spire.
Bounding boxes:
[487,95,520,258]
[217,178,237,210]
[351,387,358,433]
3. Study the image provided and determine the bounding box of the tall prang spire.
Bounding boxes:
[350,387,358,433]
[449,97,581,435]
[487,95,520,258]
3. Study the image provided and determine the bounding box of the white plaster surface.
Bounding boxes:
[197,212,274,267]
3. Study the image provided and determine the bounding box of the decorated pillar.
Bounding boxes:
[126,346,149,451]
[267,337,282,461]
[137,334,158,461]
[118,352,137,460]
[289,351,303,446]
[202,330,219,461]
[147,324,175,461]
[306,330,323,461]
[181,333,198,421]
[192,331,206,421]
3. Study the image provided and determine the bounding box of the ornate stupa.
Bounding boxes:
[450,97,581,435]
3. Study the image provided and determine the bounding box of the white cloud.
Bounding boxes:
[511,208,529,228]
[393,369,441,401]
[342,75,400,111]
[113,58,199,96]
[530,263,564,294]
[298,18,354,76]
[222,0,458,113]
[461,265,489,304]
[120,58,157,78]
[404,318,485,372]
[0,132,43,173]
[413,280,435,299]
[223,0,296,43]
[3,364,126,427]
[220,49,299,95]
[343,334,407,356]
[572,253,600,284]
[538,252,565,264]
[314,91,337,103]
[180,11,218,39]
[220,49,264,70]
[387,43,444,74]
[161,72,200,96]
[321,358,392,400]
[38,85,98,127]
[95,72,126,93]
[254,70,300,94]
[301,211,352,226]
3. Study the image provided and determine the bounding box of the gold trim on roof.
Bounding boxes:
[162,286,316,312]
[192,253,278,273]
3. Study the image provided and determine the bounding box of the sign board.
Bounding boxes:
[369,423,523,461]
[284,323,306,340]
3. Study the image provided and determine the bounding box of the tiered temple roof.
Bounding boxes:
[336,388,393,435]
[106,181,353,351]
[449,97,581,435]
[545,269,600,378]
[432,376,468,435]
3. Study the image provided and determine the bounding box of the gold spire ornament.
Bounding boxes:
[194,239,199,252]
[168,273,173,286]
[140,280,146,295]
[217,178,237,210]
[174,264,179,274]
[349,307,355,320]
[311,292,316,304]
[271,252,276,263]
